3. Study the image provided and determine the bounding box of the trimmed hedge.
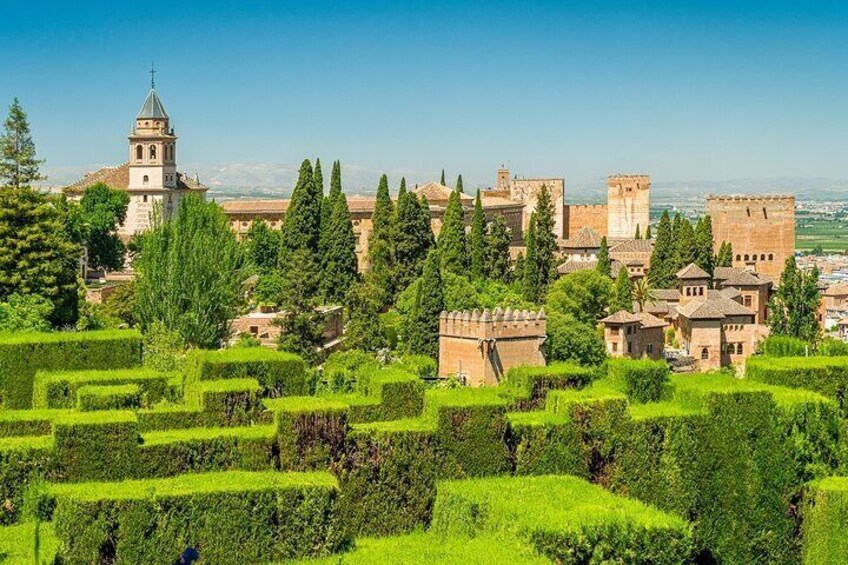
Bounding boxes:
[503,362,595,409]
[187,348,307,398]
[199,378,263,426]
[53,410,139,482]
[607,357,671,404]
[0,408,71,438]
[48,470,346,564]
[802,476,848,564]
[0,330,142,409]
[32,367,171,410]
[0,521,59,564]
[758,335,811,357]
[266,397,349,471]
[77,383,141,411]
[431,475,693,564]
[395,354,437,380]
[0,436,54,525]
[505,411,586,477]
[748,355,848,402]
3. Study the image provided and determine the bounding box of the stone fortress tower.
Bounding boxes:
[606,175,651,239]
[495,166,565,238]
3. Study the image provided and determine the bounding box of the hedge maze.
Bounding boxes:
[1,331,848,563]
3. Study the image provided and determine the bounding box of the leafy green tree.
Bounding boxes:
[438,189,468,274]
[596,236,611,277]
[275,247,325,365]
[0,98,45,188]
[403,249,444,358]
[768,257,820,342]
[671,213,683,244]
[546,269,612,325]
[134,195,244,348]
[65,183,130,272]
[675,219,696,270]
[344,279,387,352]
[101,281,136,326]
[695,214,715,276]
[330,160,342,201]
[645,225,651,239]
[0,293,52,333]
[485,214,512,284]
[469,190,486,279]
[648,210,676,289]
[244,219,281,272]
[610,266,633,313]
[393,180,431,291]
[321,194,358,304]
[534,185,557,296]
[716,241,733,268]
[546,312,606,366]
[282,159,321,262]
[0,186,80,326]
[456,174,464,193]
[254,272,285,308]
[522,214,539,303]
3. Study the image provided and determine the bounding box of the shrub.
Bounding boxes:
[819,337,848,357]
[802,477,848,564]
[266,397,349,470]
[52,411,139,482]
[76,383,141,411]
[505,411,586,477]
[545,312,607,367]
[0,329,142,409]
[187,348,307,398]
[48,470,346,564]
[502,362,595,409]
[607,358,671,403]
[395,354,437,380]
[0,409,69,438]
[747,355,848,401]
[198,378,263,426]
[32,368,171,409]
[0,436,54,525]
[322,350,380,393]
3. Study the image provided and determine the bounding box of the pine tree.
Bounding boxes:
[611,266,633,313]
[440,169,446,185]
[716,241,733,268]
[393,181,431,291]
[635,225,641,239]
[646,225,652,239]
[469,189,486,279]
[0,98,45,188]
[404,249,444,358]
[675,219,696,270]
[456,174,464,193]
[0,186,80,326]
[282,159,321,260]
[522,214,539,303]
[648,210,675,289]
[596,236,611,277]
[485,214,512,284]
[695,214,715,276]
[768,257,820,342]
[533,185,557,296]
[321,194,358,304]
[438,189,468,274]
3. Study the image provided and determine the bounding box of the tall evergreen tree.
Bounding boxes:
[440,169,446,186]
[313,158,324,195]
[645,225,652,239]
[695,214,715,276]
[321,194,358,304]
[319,160,344,262]
[0,98,45,188]
[404,249,444,358]
[367,174,395,302]
[675,219,696,270]
[275,247,324,365]
[0,186,80,326]
[648,210,676,289]
[635,225,641,240]
[768,257,820,342]
[611,266,633,313]
[469,190,486,279]
[534,184,557,296]
[344,279,387,352]
[392,181,431,291]
[671,213,683,245]
[282,159,321,261]
[522,214,539,303]
[456,174,464,193]
[485,214,512,284]
[330,160,342,201]
[716,241,733,268]
[438,189,468,274]
[596,236,611,277]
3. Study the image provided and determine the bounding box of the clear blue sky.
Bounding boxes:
[2,0,847,189]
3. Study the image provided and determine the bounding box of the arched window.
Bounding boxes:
[150,145,157,160]
[760,254,766,261]
[768,253,774,261]
[143,175,149,186]
[701,347,709,360]
[136,145,143,161]
[744,254,750,261]
[737,343,743,354]
[736,254,741,261]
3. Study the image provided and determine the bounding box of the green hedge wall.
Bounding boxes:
[748,355,848,403]
[187,348,307,398]
[607,358,671,404]
[267,397,349,471]
[49,470,346,565]
[505,411,587,477]
[33,367,171,410]
[0,409,70,438]
[0,436,54,525]
[76,383,141,411]
[53,411,139,482]
[0,330,142,409]
[503,362,596,409]
[802,477,848,564]
[199,378,263,426]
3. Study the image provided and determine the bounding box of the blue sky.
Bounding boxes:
[2,1,847,191]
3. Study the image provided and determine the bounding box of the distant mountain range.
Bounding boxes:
[40,162,848,209]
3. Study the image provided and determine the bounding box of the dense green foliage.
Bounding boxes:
[67,183,130,272]
[282,159,322,265]
[610,266,633,313]
[392,179,433,292]
[546,269,612,325]
[522,214,539,302]
[403,249,444,358]
[469,190,486,279]
[321,194,358,303]
[0,98,45,188]
[648,210,675,288]
[485,214,512,284]
[596,236,611,277]
[768,256,821,342]
[438,189,468,275]
[694,215,715,276]
[716,240,733,267]
[368,174,395,297]
[545,312,607,367]
[802,477,848,564]
[0,293,52,333]
[244,218,281,272]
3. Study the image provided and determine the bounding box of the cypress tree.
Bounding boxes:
[675,219,696,270]
[330,160,342,201]
[282,159,321,260]
[635,225,641,239]
[485,214,512,284]
[514,252,525,285]
[597,236,611,277]
[321,194,358,304]
[393,182,431,291]
[645,225,652,239]
[768,257,820,342]
[716,241,733,268]
[522,214,539,303]
[456,174,464,193]
[648,210,675,289]
[440,169,446,185]
[368,174,394,272]
[534,184,557,295]
[695,214,715,276]
[611,266,633,313]
[469,189,486,279]
[671,213,683,245]
[313,158,324,196]
[438,189,468,274]
[0,98,45,188]
[405,249,444,359]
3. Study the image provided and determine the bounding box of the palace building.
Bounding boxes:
[63,82,208,237]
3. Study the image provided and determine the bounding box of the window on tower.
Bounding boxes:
[143,175,149,186]
[136,145,143,161]
[150,145,157,160]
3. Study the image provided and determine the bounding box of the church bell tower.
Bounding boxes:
[128,71,178,191]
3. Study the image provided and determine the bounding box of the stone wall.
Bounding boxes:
[607,175,650,239]
[707,195,795,280]
[564,204,608,239]
[509,178,565,238]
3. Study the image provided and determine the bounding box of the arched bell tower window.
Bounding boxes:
[136,145,143,161]
[143,175,149,186]
[150,145,157,160]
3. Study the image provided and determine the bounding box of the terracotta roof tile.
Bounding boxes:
[676,263,710,280]
[600,311,641,324]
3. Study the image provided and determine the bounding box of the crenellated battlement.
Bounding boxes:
[439,307,547,340]
[706,194,794,203]
[607,174,651,187]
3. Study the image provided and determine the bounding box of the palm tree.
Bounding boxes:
[632,277,657,313]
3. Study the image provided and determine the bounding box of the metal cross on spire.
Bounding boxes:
[149,63,157,90]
